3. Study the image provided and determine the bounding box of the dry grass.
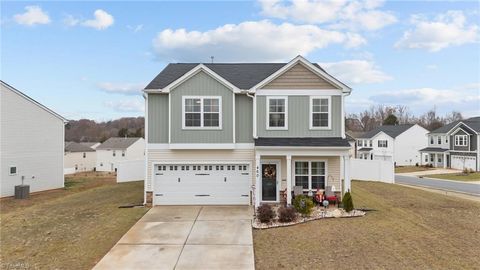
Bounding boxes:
[253,181,480,269]
[395,166,433,173]
[424,172,480,182]
[0,173,147,270]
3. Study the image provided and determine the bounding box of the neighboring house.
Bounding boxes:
[143,56,353,207]
[1,81,67,197]
[345,133,357,158]
[419,116,479,171]
[80,142,101,150]
[96,137,145,172]
[64,142,96,173]
[356,124,429,166]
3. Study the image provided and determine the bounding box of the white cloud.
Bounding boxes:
[259,0,397,31]
[13,6,50,26]
[395,10,479,52]
[82,9,114,30]
[127,24,144,33]
[320,60,392,85]
[104,99,144,113]
[153,20,366,62]
[98,82,145,95]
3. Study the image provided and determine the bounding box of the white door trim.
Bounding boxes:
[260,159,281,203]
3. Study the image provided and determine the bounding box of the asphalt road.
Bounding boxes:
[395,175,480,196]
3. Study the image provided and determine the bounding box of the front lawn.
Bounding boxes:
[423,172,480,182]
[0,173,148,270]
[253,181,480,269]
[395,166,433,173]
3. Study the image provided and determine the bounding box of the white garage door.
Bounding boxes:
[374,155,392,162]
[153,163,251,205]
[451,156,476,171]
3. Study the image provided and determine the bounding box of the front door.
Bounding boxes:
[261,164,277,201]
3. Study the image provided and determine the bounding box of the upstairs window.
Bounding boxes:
[378,140,388,148]
[358,140,363,147]
[430,136,434,144]
[183,96,221,129]
[122,151,125,157]
[369,140,373,147]
[112,150,116,157]
[310,97,330,129]
[83,153,86,158]
[437,136,442,144]
[455,135,467,146]
[267,97,287,129]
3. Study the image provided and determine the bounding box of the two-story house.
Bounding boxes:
[96,137,145,172]
[420,116,479,171]
[64,141,97,173]
[143,56,352,207]
[356,124,429,166]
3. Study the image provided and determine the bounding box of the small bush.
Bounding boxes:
[293,195,314,216]
[278,206,297,222]
[256,204,275,223]
[343,191,354,212]
[462,168,470,174]
[415,163,419,167]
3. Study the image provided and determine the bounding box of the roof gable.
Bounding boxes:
[65,142,95,152]
[96,137,143,150]
[359,124,415,139]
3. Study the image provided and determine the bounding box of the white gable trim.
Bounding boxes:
[249,55,351,93]
[1,81,67,122]
[151,64,240,93]
[446,122,479,135]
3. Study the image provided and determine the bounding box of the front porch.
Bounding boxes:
[253,148,351,207]
[419,147,449,168]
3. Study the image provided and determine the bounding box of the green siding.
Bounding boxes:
[235,94,253,143]
[148,94,169,143]
[170,71,234,143]
[257,95,342,137]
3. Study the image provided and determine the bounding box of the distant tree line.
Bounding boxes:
[65,117,144,142]
[347,105,464,132]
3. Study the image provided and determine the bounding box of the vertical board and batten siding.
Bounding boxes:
[146,149,255,191]
[1,84,64,197]
[262,63,340,89]
[235,94,254,143]
[170,71,233,144]
[148,94,169,144]
[257,95,342,137]
[450,128,477,151]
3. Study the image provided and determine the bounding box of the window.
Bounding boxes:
[438,156,442,162]
[9,166,17,175]
[378,140,388,148]
[369,140,373,147]
[112,150,116,157]
[310,97,330,129]
[122,151,125,157]
[455,135,467,146]
[430,136,434,144]
[294,161,326,190]
[425,155,428,162]
[437,136,442,144]
[358,140,363,147]
[83,152,86,158]
[183,96,221,129]
[430,155,434,162]
[267,97,287,129]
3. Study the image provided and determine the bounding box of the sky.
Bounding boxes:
[1,0,479,121]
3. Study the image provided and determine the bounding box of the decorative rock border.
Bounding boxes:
[252,208,366,229]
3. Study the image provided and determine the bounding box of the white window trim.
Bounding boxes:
[294,160,328,191]
[182,96,223,130]
[378,140,388,148]
[309,96,331,130]
[9,166,17,176]
[454,135,468,146]
[266,96,288,130]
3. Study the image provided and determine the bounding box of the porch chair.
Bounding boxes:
[325,186,338,206]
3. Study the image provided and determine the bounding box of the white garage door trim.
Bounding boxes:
[451,156,476,171]
[152,161,252,206]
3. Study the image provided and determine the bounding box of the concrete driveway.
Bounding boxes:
[94,206,254,270]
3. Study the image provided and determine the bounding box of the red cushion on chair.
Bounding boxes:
[326,196,337,201]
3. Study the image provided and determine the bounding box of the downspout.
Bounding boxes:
[246,92,257,139]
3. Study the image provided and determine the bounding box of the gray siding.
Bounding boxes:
[148,94,169,143]
[170,71,234,143]
[257,95,342,137]
[450,128,477,151]
[235,94,253,143]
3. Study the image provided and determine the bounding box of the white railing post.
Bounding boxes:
[286,154,292,205]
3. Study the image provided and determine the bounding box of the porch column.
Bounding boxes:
[344,155,351,192]
[419,152,422,166]
[443,152,447,168]
[434,153,438,167]
[255,154,261,208]
[286,154,292,206]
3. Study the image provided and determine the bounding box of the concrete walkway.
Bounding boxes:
[94,206,255,270]
[396,168,461,177]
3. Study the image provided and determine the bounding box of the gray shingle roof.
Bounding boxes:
[430,116,480,134]
[96,137,143,150]
[65,142,95,152]
[358,124,415,139]
[145,63,327,90]
[254,137,350,147]
[80,142,99,149]
[419,147,449,152]
[358,147,373,152]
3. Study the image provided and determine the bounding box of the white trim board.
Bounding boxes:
[256,89,343,96]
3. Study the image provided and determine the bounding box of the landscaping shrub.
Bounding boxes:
[462,168,470,174]
[293,195,314,216]
[278,206,297,222]
[343,191,354,212]
[256,204,275,223]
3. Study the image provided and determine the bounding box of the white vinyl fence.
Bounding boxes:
[350,158,394,184]
[64,167,76,175]
[116,159,145,183]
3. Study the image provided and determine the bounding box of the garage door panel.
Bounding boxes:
[451,156,476,170]
[154,163,251,205]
